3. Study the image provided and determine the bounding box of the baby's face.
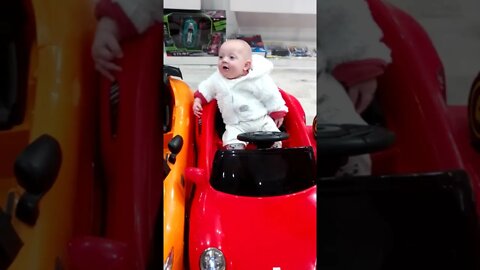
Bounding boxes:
[217,41,251,79]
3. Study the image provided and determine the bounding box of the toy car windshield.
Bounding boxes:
[210,146,316,197]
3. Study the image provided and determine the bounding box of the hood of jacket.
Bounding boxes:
[244,55,274,79]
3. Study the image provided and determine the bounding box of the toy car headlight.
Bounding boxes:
[164,247,174,270]
[200,247,226,270]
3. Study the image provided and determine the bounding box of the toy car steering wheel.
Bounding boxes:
[237,131,289,149]
[316,124,394,177]
[316,124,395,156]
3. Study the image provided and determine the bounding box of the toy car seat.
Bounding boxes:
[209,89,315,151]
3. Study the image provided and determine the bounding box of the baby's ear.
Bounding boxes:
[244,60,252,71]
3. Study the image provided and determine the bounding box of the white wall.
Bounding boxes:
[165,0,201,10]
[201,0,316,45]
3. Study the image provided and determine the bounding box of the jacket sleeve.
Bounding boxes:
[253,75,288,116]
[95,0,161,39]
[196,74,217,103]
[318,0,391,85]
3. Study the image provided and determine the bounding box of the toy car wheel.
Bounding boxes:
[468,72,480,151]
[237,131,289,149]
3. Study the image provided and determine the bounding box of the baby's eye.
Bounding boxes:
[229,56,235,60]
[218,56,223,60]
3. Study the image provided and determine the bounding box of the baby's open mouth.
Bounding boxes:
[222,66,229,70]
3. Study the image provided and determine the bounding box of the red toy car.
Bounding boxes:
[314,1,480,269]
[185,89,316,269]
[68,25,163,270]
[364,0,480,201]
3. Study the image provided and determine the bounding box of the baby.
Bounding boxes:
[317,0,392,176]
[192,39,288,150]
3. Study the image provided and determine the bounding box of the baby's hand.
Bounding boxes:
[92,17,123,81]
[273,117,284,128]
[347,79,377,114]
[193,99,203,118]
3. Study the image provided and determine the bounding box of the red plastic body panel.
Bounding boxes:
[367,1,480,212]
[188,89,316,268]
[68,25,163,270]
[189,185,317,269]
[367,0,462,173]
[446,106,480,212]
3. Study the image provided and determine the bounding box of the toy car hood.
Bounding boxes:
[189,184,317,268]
[188,147,317,268]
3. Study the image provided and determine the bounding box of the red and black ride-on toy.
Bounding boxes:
[315,0,480,269]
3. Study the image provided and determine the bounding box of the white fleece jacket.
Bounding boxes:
[94,0,162,40]
[318,0,391,73]
[112,0,161,34]
[317,0,391,125]
[197,55,288,125]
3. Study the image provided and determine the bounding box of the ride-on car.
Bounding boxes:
[67,25,197,270]
[162,65,195,270]
[314,0,480,269]
[363,0,480,204]
[68,25,164,270]
[185,89,316,269]
[0,0,97,268]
